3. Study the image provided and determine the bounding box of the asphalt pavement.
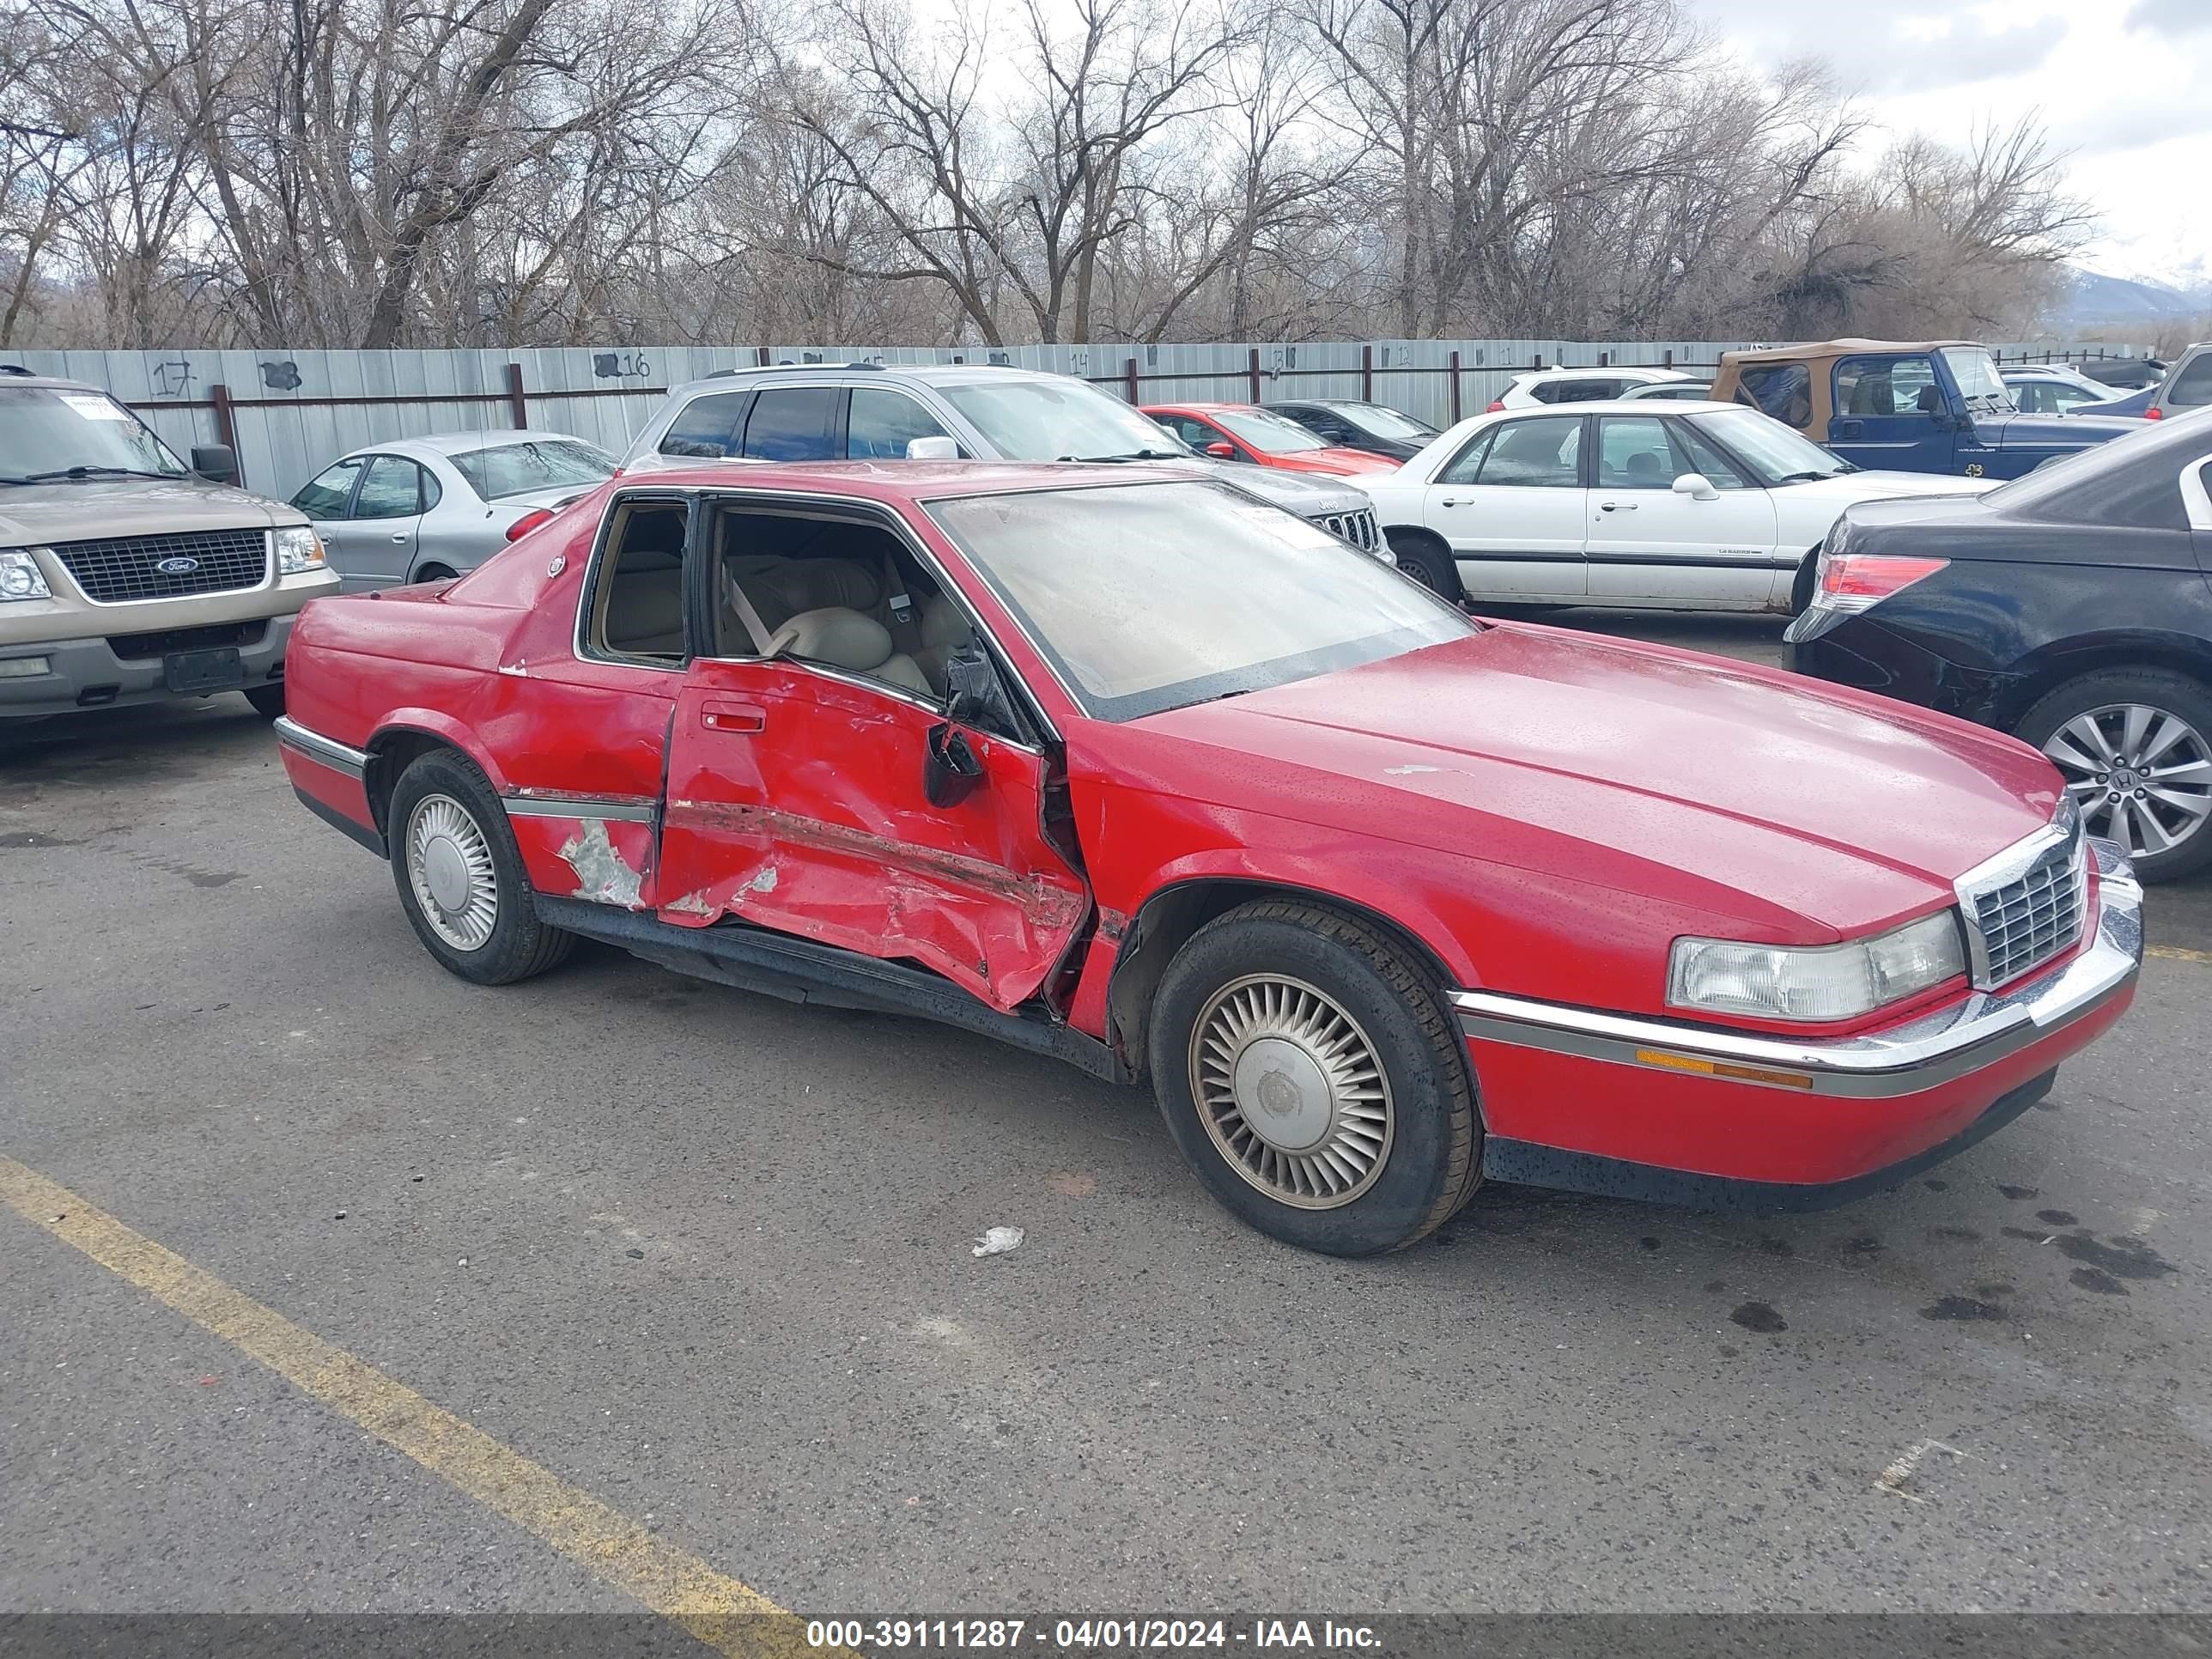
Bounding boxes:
[3,611,2209,1633]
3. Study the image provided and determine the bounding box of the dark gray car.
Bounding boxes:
[617,364,1384,556]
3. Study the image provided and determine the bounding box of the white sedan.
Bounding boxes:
[1364,400,1996,613]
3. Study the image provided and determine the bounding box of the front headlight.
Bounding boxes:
[0,548,52,602]
[273,525,325,574]
[1668,910,1966,1023]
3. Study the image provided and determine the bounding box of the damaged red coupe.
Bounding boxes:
[276,461,2142,1255]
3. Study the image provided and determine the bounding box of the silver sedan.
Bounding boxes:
[289,431,616,591]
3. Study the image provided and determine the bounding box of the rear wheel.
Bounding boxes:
[1382,531,1463,602]
[2017,667,2212,882]
[1148,900,1481,1255]
[413,563,458,584]
[388,749,575,982]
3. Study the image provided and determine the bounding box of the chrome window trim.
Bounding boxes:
[274,715,368,778]
[1453,840,2141,1099]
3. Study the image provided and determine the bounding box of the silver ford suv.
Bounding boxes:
[617,363,1386,555]
[0,369,337,720]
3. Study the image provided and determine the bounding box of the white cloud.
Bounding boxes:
[1683,0,2212,285]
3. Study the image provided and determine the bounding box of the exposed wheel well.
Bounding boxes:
[1103,879,1458,1079]
[412,562,459,584]
[362,728,464,839]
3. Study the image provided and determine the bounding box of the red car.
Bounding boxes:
[276,462,2142,1256]
[1143,403,1403,478]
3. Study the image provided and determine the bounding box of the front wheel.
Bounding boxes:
[388,749,576,982]
[2017,667,2212,883]
[244,684,287,719]
[1148,900,1481,1255]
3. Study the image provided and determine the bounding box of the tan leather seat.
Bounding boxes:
[769,606,933,696]
[604,567,686,655]
[915,594,971,692]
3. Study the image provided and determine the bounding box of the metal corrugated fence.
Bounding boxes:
[4,338,2147,501]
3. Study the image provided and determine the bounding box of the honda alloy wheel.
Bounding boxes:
[2021,668,2212,883]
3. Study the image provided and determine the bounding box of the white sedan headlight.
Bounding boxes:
[273,525,326,574]
[1668,911,1966,1023]
[0,548,52,601]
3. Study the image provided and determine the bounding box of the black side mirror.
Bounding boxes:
[923,724,984,807]
[191,444,240,485]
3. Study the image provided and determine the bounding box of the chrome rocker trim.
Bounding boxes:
[273,715,368,779]
[501,790,657,823]
[1452,841,2142,1100]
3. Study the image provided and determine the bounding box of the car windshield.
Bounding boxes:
[1939,348,2015,413]
[449,438,617,501]
[0,386,188,482]
[927,479,1473,721]
[938,379,1196,462]
[1686,407,1854,483]
[1212,409,1329,454]
[1338,404,1436,441]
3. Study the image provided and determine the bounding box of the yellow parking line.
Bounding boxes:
[2148,945,2212,964]
[0,1155,830,1659]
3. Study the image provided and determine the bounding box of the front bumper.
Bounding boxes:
[0,616,299,716]
[1454,841,2142,1201]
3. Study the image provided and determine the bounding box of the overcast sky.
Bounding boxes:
[1684,0,2211,289]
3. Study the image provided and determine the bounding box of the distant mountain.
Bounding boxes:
[2058,267,2211,329]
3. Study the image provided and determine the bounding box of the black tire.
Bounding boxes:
[1382,530,1464,602]
[387,749,576,983]
[1147,899,1481,1255]
[244,683,287,719]
[2014,667,2212,884]
[413,563,458,585]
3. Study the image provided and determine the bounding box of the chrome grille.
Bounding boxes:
[52,528,269,604]
[1956,812,2087,989]
[1317,507,1380,552]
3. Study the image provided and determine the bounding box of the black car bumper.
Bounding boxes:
[1787,612,2021,728]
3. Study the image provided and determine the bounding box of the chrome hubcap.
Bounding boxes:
[2042,703,2212,861]
[1188,975,1393,1210]
[406,793,499,951]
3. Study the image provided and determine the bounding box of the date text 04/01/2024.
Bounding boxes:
[803,1620,1382,1650]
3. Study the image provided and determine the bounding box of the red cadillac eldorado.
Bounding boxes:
[275,460,2142,1255]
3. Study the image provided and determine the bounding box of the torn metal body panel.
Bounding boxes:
[659,656,1088,1012]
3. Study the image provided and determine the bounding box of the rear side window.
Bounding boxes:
[743,387,841,460]
[1436,425,1496,485]
[661,392,750,459]
[1475,416,1583,487]
[586,498,692,664]
[1733,364,1812,428]
[352,456,424,519]
[1534,380,1615,405]
[2166,353,2212,410]
[848,387,952,459]
[293,458,364,518]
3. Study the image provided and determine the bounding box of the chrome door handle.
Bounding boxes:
[1600,501,1638,512]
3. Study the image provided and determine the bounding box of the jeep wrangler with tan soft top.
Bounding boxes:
[0,367,337,720]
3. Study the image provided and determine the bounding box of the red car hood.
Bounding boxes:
[1265,449,1401,477]
[1133,625,2061,939]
